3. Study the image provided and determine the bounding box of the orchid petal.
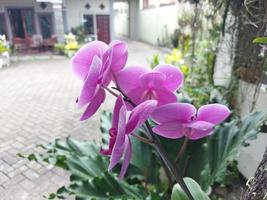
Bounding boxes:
[126,100,157,133]
[112,96,124,129]
[153,122,184,139]
[154,64,184,91]
[139,72,166,89]
[185,121,214,140]
[71,41,108,79]
[109,105,127,171]
[100,128,117,156]
[109,41,128,72]
[116,66,149,93]
[154,88,177,106]
[197,104,230,125]
[151,103,196,124]
[101,68,113,86]
[77,56,101,108]
[119,136,132,179]
[80,87,106,121]
[126,87,147,105]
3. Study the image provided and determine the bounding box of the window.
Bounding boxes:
[160,0,176,6]
[142,0,157,9]
[83,15,94,35]
[0,14,7,37]
[8,8,35,38]
[38,13,54,39]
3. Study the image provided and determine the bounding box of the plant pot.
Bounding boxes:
[0,57,3,69]
[0,51,10,68]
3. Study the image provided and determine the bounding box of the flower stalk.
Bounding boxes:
[175,137,189,166]
[105,86,194,200]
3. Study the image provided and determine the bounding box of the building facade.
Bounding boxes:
[114,0,180,45]
[0,0,113,47]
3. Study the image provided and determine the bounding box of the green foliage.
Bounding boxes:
[19,110,267,199]
[199,111,267,190]
[54,43,65,55]
[159,111,266,191]
[20,137,144,200]
[0,41,8,53]
[54,33,81,57]
[71,25,85,44]
[100,110,267,194]
[253,37,267,44]
[180,85,227,108]
[171,177,210,200]
[149,54,160,69]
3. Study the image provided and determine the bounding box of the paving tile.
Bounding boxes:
[23,169,40,180]
[2,154,18,165]
[0,172,9,184]
[19,179,36,191]
[0,163,14,174]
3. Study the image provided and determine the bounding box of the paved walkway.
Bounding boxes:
[0,41,165,200]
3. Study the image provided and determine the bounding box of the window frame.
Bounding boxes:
[82,14,95,35]
[0,13,8,39]
[38,12,55,39]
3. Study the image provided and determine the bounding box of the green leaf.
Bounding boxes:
[21,136,146,199]
[67,155,108,181]
[71,172,143,200]
[200,111,267,190]
[130,130,160,184]
[253,37,267,44]
[171,177,210,200]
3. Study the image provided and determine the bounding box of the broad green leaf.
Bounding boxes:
[200,111,267,190]
[70,172,143,200]
[21,137,145,199]
[130,130,160,184]
[171,177,210,200]
[253,37,267,44]
[67,155,108,180]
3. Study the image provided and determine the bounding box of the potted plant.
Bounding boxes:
[0,35,10,69]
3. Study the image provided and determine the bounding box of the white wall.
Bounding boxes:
[237,81,267,178]
[114,1,193,45]
[114,2,129,37]
[65,0,111,32]
[137,3,178,45]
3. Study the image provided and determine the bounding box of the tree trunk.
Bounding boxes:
[231,0,266,84]
[241,147,267,200]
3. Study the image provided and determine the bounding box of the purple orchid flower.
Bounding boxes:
[72,40,128,120]
[100,95,157,178]
[151,103,230,140]
[115,64,184,106]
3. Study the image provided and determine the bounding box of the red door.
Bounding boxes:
[96,15,110,44]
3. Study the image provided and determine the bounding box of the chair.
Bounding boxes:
[29,34,43,52]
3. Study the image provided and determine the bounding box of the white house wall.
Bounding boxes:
[65,0,111,32]
[114,2,129,37]
[237,81,267,178]
[115,1,192,45]
[137,3,178,45]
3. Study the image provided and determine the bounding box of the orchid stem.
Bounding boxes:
[112,77,194,200]
[144,122,194,200]
[131,133,154,144]
[102,86,119,97]
[174,138,189,167]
